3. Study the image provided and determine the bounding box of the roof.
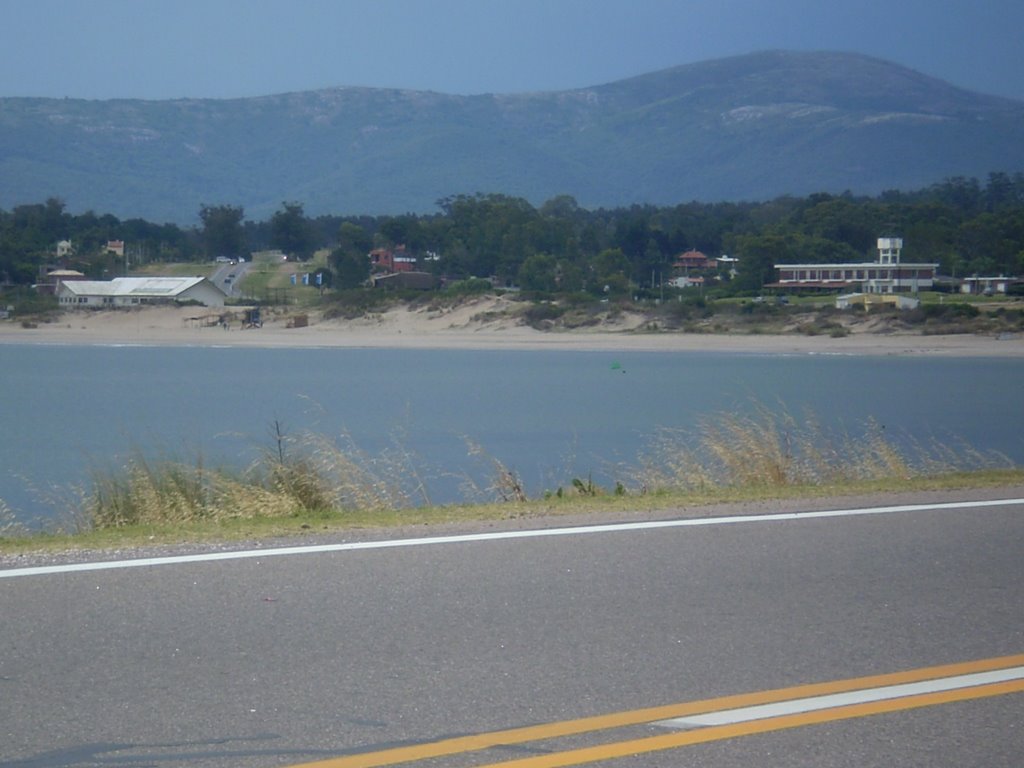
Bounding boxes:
[59,277,219,298]
[673,251,716,270]
[764,281,858,289]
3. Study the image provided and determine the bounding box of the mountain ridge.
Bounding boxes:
[1,50,1022,224]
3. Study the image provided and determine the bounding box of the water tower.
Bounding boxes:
[877,237,902,265]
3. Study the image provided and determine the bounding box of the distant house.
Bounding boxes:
[57,276,227,308]
[672,249,715,272]
[36,269,87,296]
[106,240,125,257]
[55,239,74,258]
[960,276,1021,295]
[716,255,739,278]
[370,245,417,274]
[769,238,938,294]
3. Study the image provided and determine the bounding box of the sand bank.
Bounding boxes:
[2,303,1022,356]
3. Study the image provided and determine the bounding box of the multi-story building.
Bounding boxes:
[771,238,939,293]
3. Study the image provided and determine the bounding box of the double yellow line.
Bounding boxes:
[291,653,1024,768]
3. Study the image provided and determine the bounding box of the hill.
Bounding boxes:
[1,50,1022,224]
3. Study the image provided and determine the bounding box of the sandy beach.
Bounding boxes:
[2,300,1023,356]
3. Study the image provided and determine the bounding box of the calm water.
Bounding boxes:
[2,344,1022,525]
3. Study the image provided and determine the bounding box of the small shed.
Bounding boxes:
[836,293,919,310]
[372,271,438,290]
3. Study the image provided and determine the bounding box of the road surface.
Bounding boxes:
[210,260,252,299]
[2,493,1022,767]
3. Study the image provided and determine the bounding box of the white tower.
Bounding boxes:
[877,237,902,265]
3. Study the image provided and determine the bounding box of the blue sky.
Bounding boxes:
[2,0,1022,101]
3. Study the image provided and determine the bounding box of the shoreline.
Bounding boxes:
[2,305,1023,356]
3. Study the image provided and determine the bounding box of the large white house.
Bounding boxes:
[770,238,939,294]
[57,276,227,308]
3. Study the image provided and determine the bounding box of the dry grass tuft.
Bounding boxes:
[631,403,1008,493]
[0,497,27,537]
[83,427,418,529]
[60,403,1018,532]
[459,438,528,503]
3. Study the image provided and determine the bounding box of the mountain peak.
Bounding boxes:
[1,50,1020,222]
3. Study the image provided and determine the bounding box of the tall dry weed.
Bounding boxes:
[631,402,1007,492]
[86,453,215,527]
[256,428,411,512]
[70,404,1015,530]
[0,497,27,537]
[460,438,528,502]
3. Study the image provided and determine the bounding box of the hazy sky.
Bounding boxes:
[2,0,1022,101]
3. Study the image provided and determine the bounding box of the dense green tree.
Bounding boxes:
[336,221,373,257]
[270,202,314,260]
[613,208,653,259]
[517,253,559,292]
[329,221,373,288]
[199,204,246,259]
[377,215,427,251]
[734,234,793,292]
[587,247,631,296]
[795,196,879,255]
[329,248,370,289]
[436,193,541,279]
[539,194,581,220]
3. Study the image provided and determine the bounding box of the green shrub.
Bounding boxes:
[523,302,565,328]
[321,289,397,319]
[2,289,58,318]
[921,302,980,319]
[444,277,493,295]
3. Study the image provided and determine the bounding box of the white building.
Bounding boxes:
[666,275,705,289]
[771,238,939,294]
[960,276,1020,295]
[58,277,227,308]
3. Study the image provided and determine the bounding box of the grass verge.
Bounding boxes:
[1,402,1020,555]
[2,468,1022,556]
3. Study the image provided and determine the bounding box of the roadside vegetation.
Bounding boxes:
[2,403,1019,553]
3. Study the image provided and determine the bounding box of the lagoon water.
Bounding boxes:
[2,344,1022,525]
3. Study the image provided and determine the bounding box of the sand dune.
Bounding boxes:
[2,300,1022,356]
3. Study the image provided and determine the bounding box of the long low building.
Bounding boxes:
[768,237,939,294]
[769,261,939,293]
[57,276,228,308]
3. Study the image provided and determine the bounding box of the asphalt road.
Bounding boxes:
[210,261,252,299]
[2,494,1023,768]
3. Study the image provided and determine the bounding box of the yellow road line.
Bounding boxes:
[288,653,1024,768]
[470,679,1024,768]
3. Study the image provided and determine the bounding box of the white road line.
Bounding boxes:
[1,498,1021,579]
[658,666,1024,728]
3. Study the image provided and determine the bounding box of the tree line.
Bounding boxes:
[2,172,1023,297]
